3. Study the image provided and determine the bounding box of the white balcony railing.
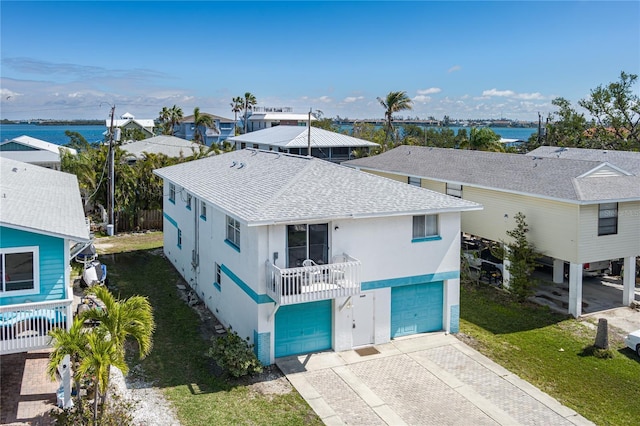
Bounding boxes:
[267,254,361,305]
[0,298,72,355]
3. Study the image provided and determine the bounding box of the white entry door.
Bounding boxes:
[352,292,374,347]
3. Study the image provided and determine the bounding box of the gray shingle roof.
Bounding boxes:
[0,158,90,241]
[527,146,640,174]
[154,149,481,225]
[344,145,640,203]
[228,126,378,148]
[122,135,205,159]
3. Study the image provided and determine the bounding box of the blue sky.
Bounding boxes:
[1,1,638,121]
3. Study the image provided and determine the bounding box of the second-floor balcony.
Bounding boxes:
[267,254,361,305]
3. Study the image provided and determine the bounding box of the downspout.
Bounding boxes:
[193,196,200,292]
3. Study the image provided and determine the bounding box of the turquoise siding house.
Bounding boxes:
[1,158,90,354]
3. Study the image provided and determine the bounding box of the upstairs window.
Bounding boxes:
[186,194,192,210]
[412,215,440,241]
[226,216,241,250]
[214,263,221,291]
[200,201,207,220]
[1,247,39,295]
[169,183,176,203]
[598,203,618,236]
[408,176,421,187]
[446,183,462,198]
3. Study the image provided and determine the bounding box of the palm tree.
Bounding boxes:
[377,91,413,148]
[242,92,257,134]
[169,105,183,135]
[81,286,155,405]
[158,106,172,135]
[77,329,127,425]
[47,317,90,414]
[192,107,217,144]
[230,96,243,135]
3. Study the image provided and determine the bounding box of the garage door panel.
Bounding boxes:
[275,300,332,358]
[391,282,443,338]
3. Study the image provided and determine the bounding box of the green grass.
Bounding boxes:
[460,283,640,426]
[99,242,321,425]
[94,231,164,254]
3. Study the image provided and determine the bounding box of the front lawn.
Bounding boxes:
[460,283,639,426]
[99,238,320,425]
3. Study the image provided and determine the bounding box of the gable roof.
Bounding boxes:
[181,113,234,123]
[527,146,640,175]
[0,135,77,155]
[343,145,640,204]
[121,135,206,159]
[154,149,481,226]
[248,113,317,122]
[0,158,90,241]
[228,126,379,148]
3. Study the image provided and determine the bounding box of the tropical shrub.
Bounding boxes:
[207,329,262,378]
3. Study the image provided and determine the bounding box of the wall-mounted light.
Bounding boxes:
[504,214,509,219]
[334,225,339,231]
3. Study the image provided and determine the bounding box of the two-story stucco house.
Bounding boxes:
[344,145,640,318]
[1,158,90,355]
[107,112,155,139]
[154,149,481,364]
[174,113,235,146]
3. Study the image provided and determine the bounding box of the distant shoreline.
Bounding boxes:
[0,120,103,126]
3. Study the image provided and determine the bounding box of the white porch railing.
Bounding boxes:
[0,298,72,355]
[267,254,361,305]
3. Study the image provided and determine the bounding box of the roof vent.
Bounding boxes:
[230,161,237,168]
[12,167,18,172]
[237,162,245,169]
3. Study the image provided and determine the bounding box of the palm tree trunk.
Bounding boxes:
[93,378,99,426]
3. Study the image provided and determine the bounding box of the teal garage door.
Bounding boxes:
[391,282,443,338]
[275,300,332,358]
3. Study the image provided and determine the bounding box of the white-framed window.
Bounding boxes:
[186,194,192,210]
[1,246,39,296]
[412,215,439,240]
[226,215,241,250]
[169,183,176,203]
[408,176,421,187]
[598,203,618,236]
[200,201,207,220]
[446,183,462,198]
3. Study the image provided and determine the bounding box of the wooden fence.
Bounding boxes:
[115,209,163,232]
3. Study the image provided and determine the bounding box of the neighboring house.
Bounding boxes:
[174,113,235,146]
[121,135,207,163]
[1,158,90,355]
[344,145,640,317]
[0,135,77,170]
[107,112,155,139]
[246,107,316,132]
[228,126,379,163]
[154,149,480,365]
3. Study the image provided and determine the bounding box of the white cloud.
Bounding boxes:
[343,96,364,103]
[482,88,544,100]
[413,95,432,103]
[417,88,441,95]
[1,88,21,99]
[448,65,461,73]
[319,95,332,103]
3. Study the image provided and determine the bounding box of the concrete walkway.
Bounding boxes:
[277,334,594,426]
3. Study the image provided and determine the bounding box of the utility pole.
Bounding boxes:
[107,105,116,236]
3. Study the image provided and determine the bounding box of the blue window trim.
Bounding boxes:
[169,198,176,205]
[200,214,206,221]
[163,212,178,229]
[213,282,221,291]
[224,239,240,253]
[411,236,442,243]
[186,205,191,211]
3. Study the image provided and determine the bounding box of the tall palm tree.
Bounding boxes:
[158,106,172,135]
[192,107,217,144]
[82,286,155,405]
[47,317,90,414]
[169,104,183,135]
[77,329,127,425]
[377,91,413,148]
[230,96,243,135]
[242,92,257,134]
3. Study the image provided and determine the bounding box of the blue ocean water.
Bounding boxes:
[0,124,106,146]
[338,124,537,141]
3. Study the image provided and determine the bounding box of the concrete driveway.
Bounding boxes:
[277,334,593,426]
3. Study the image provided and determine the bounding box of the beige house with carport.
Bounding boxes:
[344,145,640,318]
